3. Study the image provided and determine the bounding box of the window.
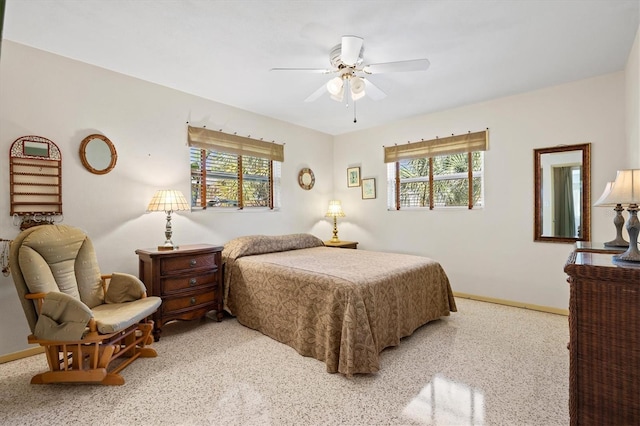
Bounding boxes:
[188,126,283,210]
[384,130,487,210]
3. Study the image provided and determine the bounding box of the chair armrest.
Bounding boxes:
[25,292,47,314]
[105,272,147,304]
[34,292,93,341]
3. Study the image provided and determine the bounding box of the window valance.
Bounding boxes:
[188,126,284,162]
[384,129,488,163]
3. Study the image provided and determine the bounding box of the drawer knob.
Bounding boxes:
[189,278,197,286]
[190,297,196,305]
[189,259,197,267]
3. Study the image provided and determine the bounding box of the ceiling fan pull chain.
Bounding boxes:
[353,99,357,123]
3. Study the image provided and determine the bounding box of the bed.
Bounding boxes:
[222,234,456,376]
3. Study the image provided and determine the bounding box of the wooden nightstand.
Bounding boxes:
[135,244,224,341]
[324,240,358,249]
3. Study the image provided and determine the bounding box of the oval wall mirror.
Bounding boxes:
[79,134,117,174]
[534,143,591,243]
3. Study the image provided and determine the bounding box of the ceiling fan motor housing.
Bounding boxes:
[329,43,364,68]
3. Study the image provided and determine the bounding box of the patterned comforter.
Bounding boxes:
[222,234,456,376]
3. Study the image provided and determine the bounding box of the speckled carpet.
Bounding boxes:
[0,298,569,425]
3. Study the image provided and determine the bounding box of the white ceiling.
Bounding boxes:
[3,0,639,136]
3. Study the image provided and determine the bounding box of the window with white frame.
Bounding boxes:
[385,130,488,210]
[188,126,283,210]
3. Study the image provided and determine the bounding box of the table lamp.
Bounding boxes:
[146,189,190,250]
[594,170,640,263]
[325,200,346,243]
[593,181,628,247]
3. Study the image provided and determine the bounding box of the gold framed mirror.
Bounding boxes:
[534,143,591,243]
[79,134,117,175]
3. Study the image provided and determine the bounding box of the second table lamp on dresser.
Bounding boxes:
[594,169,640,263]
[594,181,628,247]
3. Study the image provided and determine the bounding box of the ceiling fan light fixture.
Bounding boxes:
[330,88,344,102]
[350,76,365,100]
[351,90,365,101]
[326,77,344,96]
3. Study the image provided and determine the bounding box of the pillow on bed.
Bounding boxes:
[223,233,324,261]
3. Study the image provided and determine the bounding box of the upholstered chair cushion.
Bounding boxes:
[91,297,161,334]
[105,273,147,304]
[18,225,104,308]
[34,292,93,341]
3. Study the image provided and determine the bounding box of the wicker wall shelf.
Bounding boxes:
[9,136,62,217]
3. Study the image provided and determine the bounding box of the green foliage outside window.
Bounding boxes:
[395,152,483,209]
[190,148,278,209]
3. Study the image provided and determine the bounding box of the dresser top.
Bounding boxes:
[135,244,223,256]
[565,250,640,282]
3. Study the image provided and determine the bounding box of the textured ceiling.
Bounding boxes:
[3,0,639,135]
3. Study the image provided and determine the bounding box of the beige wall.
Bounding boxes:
[626,26,640,167]
[0,41,334,356]
[333,72,627,311]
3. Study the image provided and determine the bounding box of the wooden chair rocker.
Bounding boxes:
[10,224,161,385]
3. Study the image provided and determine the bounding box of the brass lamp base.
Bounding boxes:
[330,216,340,243]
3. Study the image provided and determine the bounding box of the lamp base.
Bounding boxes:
[613,206,640,263]
[158,211,177,251]
[604,238,629,248]
[604,205,629,247]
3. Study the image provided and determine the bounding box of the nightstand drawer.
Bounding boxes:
[162,291,216,314]
[160,272,217,295]
[160,252,218,275]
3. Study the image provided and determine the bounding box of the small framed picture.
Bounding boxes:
[362,178,376,199]
[347,167,361,187]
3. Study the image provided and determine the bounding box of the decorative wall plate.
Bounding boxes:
[298,167,315,190]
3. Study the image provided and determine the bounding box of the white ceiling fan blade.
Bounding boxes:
[270,67,334,74]
[363,78,386,101]
[341,35,364,66]
[363,58,430,74]
[304,83,328,102]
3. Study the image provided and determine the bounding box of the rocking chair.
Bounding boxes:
[10,224,161,385]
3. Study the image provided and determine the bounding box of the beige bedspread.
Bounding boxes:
[223,234,456,376]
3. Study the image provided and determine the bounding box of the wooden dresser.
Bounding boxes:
[136,244,224,341]
[564,250,640,425]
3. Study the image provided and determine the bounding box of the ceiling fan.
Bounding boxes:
[271,35,430,104]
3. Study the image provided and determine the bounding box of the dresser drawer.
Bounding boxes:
[162,291,216,314]
[160,272,217,295]
[160,252,218,275]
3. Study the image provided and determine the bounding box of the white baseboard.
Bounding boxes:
[453,292,569,316]
[0,346,44,364]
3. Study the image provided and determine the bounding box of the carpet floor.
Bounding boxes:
[0,298,569,425]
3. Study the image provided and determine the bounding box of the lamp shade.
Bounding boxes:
[595,170,640,206]
[325,200,346,218]
[593,181,615,206]
[146,190,190,212]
